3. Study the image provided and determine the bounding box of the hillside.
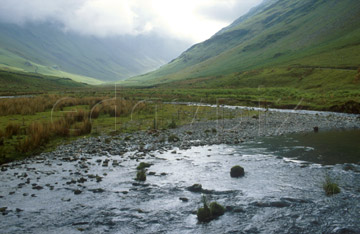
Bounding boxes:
[0,69,88,95]
[0,22,190,83]
[124,0,360,87]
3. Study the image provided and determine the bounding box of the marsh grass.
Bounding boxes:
[5,122,21,138]
[0,95,246,164]
[197,196,225,223]
[323,175,341,196]
[136,169,146,182]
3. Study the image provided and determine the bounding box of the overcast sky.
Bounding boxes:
[0,0,262,43]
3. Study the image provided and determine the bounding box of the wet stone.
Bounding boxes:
[74,190,82,195]
[32,185,43,190]
[89,188,105,193]
[77,177,87,183]
[187,184,203,193]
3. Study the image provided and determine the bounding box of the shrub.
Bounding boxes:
[15,122,51,154]
[136,170,146,181]
[0,129,4,139]
[5,122,21,138]
[16,137,32,153]
[90,107,100,119]
[73,120,92,136]
[74,110,86,122]
[168,120,177,129]
[230,165,245,178]
[52,119,70,137]
[323,175,341,196]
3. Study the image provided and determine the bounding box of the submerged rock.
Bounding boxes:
[187,184,203,192]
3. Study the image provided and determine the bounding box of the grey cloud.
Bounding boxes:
[196,0,263,22]
[0,0,262,41]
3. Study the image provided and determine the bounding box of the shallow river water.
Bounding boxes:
[1,131,360,234]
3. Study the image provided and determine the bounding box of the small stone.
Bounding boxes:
[89,188,105,193]
[77,177,87,183]
[74,190,82,195]
[187,184,203,192]
[179,197,189,202]
[0,207,7,212]
[32,185,43,190]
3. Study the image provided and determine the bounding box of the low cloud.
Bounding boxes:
[0,0,262,42]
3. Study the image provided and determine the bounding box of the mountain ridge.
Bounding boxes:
[123,0,360,86]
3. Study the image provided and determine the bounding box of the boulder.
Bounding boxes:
[230,165,245,178]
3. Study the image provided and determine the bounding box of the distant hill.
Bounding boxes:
[0,22,190,84]
[124,0,360,87]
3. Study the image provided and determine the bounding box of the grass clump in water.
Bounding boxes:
[137,162,152,170]
[197,196,225,223]
[323,175,341,196]
[136,169,146,182]
[209,202,225,217]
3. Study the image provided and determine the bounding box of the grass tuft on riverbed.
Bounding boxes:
[323,175,341,196]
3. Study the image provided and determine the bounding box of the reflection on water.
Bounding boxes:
[253,129,360,165]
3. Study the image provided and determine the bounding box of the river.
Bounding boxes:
[1,129,359,233]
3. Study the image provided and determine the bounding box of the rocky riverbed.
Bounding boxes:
[1,110,360,233]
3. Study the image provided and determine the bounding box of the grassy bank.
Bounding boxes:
[0,94,248,164]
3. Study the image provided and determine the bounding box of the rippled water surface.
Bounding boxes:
[1,132,360,233]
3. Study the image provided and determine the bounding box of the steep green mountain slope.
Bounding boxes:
[0,22,190,83]
[0,69,88,94]
[124,0,360,86]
